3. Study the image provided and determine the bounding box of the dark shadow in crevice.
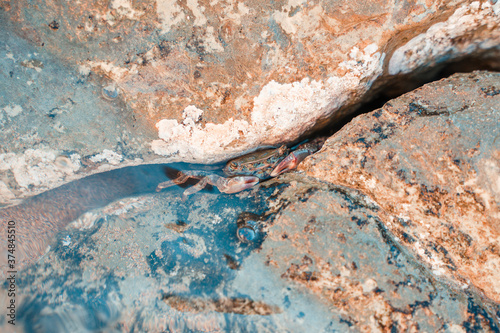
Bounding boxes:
[312,50,500,139]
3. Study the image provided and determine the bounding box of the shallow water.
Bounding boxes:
[0,163,227,272]
[0,165,332,332]
[1,160,499,331]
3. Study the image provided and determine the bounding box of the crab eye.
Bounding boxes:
[228,161,238,170]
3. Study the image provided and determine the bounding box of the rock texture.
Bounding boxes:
[0,71,498,331]
[1,0,500,204]
[299,71,500,305]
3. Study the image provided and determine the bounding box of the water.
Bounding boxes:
[0,164,333,332]
[1,157,499,331]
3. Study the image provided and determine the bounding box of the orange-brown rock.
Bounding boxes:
[1,0,499,203]
[1,72,498,332]
[299,71,500,303]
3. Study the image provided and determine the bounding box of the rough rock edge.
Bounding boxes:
[151,1,500,163]
[1,1,499,205]
[300,71,500,304]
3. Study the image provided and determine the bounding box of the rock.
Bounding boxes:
[299,71,500,305]
[2,178,495,331]
[1,0,500,203]
[1,71,498,331]
[259,187,486,331]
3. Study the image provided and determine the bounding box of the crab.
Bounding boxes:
[156,137,326,199]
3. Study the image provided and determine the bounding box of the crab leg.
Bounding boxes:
[156,171,259,200]
[270,137,326,177]
[269,150,312,177]
[213,175,260,194]
[156,172,194,192]
[180,175,259,200]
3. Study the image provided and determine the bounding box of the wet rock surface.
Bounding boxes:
[0,71,498,331]
[1,0,500,204]
[0,164,172,275]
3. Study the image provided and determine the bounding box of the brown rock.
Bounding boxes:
[1,0,500,203]
[1,72,497,331]
[300,71,500,303]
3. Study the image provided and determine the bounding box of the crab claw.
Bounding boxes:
[270,150,311,177]
[218,176,260,194]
